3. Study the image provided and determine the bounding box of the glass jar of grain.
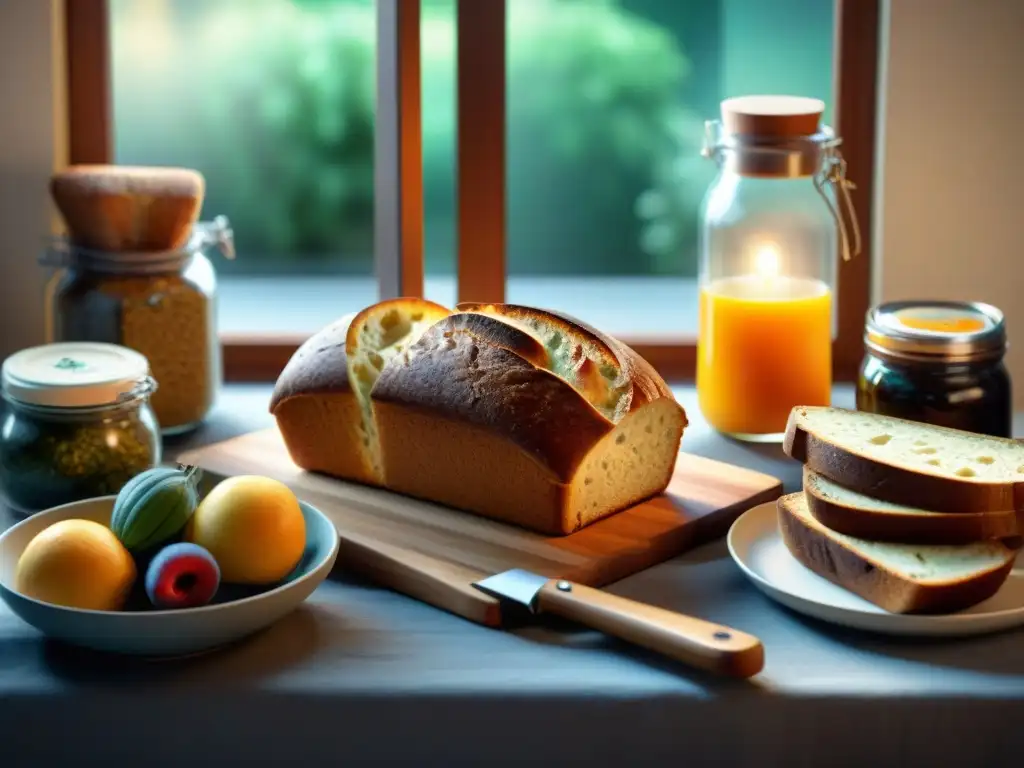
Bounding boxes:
[0,342,161,517]
[41,216,234,436]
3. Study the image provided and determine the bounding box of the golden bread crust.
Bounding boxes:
[372,317,614,482]
[270,313,355,413]
[459,303,678,413]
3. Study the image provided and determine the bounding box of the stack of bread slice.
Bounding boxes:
[778,406,1022,614]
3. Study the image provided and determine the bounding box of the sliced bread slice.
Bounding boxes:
[784,406,1024,514]
[803,467,1022,544]
[777,492,1017,614]
[345,298,453,482]
[270,298,452,487]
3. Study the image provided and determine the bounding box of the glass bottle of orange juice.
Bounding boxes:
[697,95,860,442]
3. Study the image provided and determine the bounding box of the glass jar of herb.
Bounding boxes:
[0,342,161,517]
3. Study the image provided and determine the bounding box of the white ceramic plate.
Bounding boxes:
[0,495,340,657]
[727,502,1024,637]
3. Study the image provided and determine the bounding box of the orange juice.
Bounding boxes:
[697,275,832,439]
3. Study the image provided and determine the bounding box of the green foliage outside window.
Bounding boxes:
[113,0,703,276]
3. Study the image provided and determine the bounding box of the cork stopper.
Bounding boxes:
[50,165,205,253]
[720,95,824,138]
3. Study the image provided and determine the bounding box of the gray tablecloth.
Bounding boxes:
[3,385,1024,767]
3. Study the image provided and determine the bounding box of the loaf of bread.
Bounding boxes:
[784,406,1024,514]
[802,467,1022,545]
[270,299,688,535]
[50,165,205,252]
[778,492,1017,614]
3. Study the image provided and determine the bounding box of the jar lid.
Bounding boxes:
[2,342,154,408]
[703,95,840,181]
[720,95,825,138]
[865,301,1007,363]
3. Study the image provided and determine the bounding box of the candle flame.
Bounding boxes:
[754,244,781,278]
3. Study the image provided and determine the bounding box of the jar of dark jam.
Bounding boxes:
[856,301,1012,437]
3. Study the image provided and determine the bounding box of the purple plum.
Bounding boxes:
[145,542,220,609]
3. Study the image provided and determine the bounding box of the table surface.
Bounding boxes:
[3,384,1024,767]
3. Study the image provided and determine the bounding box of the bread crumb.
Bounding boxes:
[615,433,626,445]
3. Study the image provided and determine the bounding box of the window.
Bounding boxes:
[66,0,878,381]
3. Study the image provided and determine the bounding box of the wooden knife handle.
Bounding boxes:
[536,580,764,678]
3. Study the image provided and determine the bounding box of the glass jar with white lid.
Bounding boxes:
[0,342,161,517]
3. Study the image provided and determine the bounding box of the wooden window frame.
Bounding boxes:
[63,0,879,384]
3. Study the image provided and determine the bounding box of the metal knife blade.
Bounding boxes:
[472,568,765,678]
[473,568,550,613]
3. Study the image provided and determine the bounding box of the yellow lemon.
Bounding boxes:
[15,519,136,611]
[187,475,306,585]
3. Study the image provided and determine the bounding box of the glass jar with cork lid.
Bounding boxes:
[697,95,861,441]
[0,342,161,517]
[42,165,234,436]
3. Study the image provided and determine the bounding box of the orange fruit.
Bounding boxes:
[15,519,136,611]
[186,476,306,585]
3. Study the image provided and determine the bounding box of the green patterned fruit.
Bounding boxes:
[110,465,202,553]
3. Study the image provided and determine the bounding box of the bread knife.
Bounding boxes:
[472,569,764,678]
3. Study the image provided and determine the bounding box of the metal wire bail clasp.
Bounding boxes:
[116,375,159,405]
[815,147,862,263]
[701,119,724,161]
[193,215,236,261]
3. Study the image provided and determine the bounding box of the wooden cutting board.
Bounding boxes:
[178,429,782,627]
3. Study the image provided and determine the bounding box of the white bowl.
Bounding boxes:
[0,495,339,657]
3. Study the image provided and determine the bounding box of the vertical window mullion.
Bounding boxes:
[832,0,879,378]
[455,0,506,305]
[65,0,111,165]
[375,0,424,300]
